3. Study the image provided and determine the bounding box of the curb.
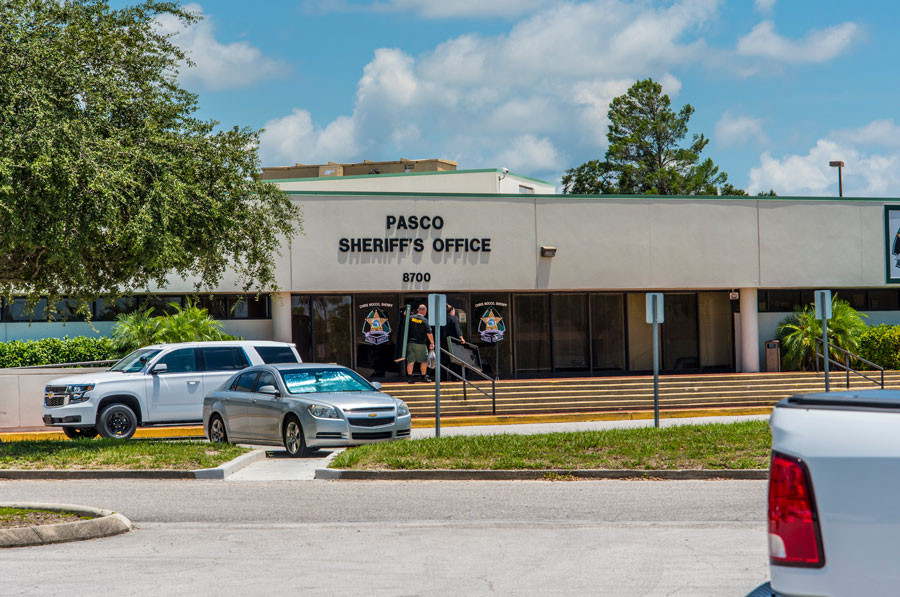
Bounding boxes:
[193,449,267,479]
[314,468,769,481]
[0,449,267,480]
[0,502,132,548]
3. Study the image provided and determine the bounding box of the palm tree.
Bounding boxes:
[776,297,867,371]
[111,298,237,352]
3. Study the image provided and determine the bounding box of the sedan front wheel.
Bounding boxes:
[283,417,310,457]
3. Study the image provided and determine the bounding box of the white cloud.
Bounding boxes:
[260,109,359,165]
[493,135,564,173]
[261,1,720,174]
[305,0,555,19]
[715,112,768,147]
[737,20,860,63]
[748,125,900,197]
[260,0,861,181]
[754,0,776,15]
[155,4,287,91]
[832,120,900,148]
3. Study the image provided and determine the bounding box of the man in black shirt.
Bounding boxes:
[406,304,434,383]
[441,304,466,376]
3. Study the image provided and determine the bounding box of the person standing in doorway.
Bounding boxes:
[443,304,465,346]
[406,304,435,383]
[441,304,466,378]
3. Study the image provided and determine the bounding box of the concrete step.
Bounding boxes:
[383,370,895,418]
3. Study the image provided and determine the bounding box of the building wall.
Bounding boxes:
[276,170,554,195]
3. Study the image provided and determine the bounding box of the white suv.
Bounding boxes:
[42,340,302,439]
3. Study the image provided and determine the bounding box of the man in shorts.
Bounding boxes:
[406,304,435,383]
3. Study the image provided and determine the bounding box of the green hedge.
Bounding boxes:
[0,336,122,368]
[857,324,900,370]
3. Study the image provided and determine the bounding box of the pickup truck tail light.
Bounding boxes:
[768,451,825,568]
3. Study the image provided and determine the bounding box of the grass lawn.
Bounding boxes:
[0,507,92,529]
[0,439,250,470]
[330,420,771,470]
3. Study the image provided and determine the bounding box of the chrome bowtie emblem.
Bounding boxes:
[368,413,377,417]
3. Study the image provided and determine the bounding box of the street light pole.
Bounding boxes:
[829,160,844,197]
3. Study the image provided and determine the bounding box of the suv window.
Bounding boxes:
[232,371,259,392]
[254,345,300,364]
[201,347,249,372]
[255,371,278,392]
[158,348,197,373]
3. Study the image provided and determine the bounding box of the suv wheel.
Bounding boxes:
[97,404,138,440]
[62,427,99,440]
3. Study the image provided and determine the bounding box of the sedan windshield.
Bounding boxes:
[109,349,162,373]
[280,369,374,394]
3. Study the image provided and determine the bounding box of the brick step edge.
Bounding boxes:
[315,468,768,481]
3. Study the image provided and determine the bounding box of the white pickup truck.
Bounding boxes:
[753,390,900,596]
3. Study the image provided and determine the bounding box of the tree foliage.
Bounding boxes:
[0,0,301,313]
[776,297,867,371]
[562,78,740,196]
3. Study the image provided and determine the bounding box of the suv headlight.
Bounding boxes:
[308,404,340,419]
[397,401,410,417]
[67,384,95,404]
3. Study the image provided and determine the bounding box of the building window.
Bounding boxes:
[869,290,900,310]
[766,291,802,312]
[227,295,270,319]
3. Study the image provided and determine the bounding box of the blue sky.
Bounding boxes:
[140,0,898,196]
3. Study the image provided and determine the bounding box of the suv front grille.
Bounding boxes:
[44,395,66,407]
[44,385,68,408]
[348,416,395,428]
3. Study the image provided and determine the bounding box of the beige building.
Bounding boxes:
[4,159,899,381]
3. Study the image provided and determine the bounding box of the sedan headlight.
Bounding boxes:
[397,401,410,417]
[308,404,340,419]
[67,384,95,403]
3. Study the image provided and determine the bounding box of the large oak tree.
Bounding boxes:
[0,0,301,314]
[563,78,742,196]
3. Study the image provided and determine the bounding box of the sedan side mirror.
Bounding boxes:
[151,363,168,375]
[371,381,382,390]
[258,384,280,397]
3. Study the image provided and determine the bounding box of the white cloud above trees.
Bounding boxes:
[748,123,900,197]
[258,0,866,181]
[156,4,287,91]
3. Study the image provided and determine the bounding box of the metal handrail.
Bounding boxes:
[814,338,884,389]
[439,346,497,415]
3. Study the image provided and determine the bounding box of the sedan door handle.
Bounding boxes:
[187,380,200,385]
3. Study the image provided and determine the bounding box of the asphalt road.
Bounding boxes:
[0,478,769,595]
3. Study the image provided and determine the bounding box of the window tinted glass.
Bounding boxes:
[201,347,249,371]
[255,371,278,392]
[280,368,372,394]
[232,371,259,392]
[254,346,299,364]
[158,348,197,373]
[110,349,162,372]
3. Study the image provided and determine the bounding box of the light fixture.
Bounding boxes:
[829,160,844,197]
[540,246,557,258]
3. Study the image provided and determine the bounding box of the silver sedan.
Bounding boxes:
[202,363,412,456]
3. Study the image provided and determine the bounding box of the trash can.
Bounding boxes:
[765,340,781,372]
